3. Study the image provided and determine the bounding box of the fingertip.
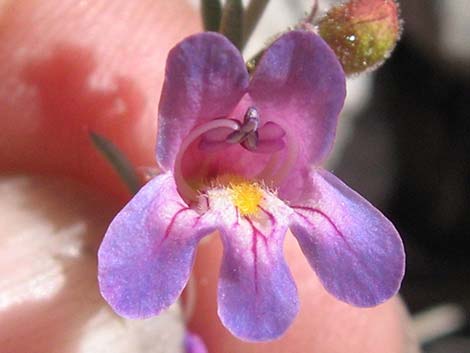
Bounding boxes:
[189,234,410,353]
[0,0,200,202]
[0,175,185,353]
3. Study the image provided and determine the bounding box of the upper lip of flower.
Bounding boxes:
[156,30,347,203]
[98,30,405,342]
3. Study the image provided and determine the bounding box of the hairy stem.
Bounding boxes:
[305,0,319,24]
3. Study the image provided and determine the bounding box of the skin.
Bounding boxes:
[0,0,418,352]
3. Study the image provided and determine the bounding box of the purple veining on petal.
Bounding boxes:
[212,195,298,341]
[249,219,260,294]
[234,207,240,225]
[156,206,192,248]
[258,205,276,228]
[292,205,392,300]
[289,169,405,307]
[292,206,366,267]
[244,216,269,244]
[293,206,349,243]
[98,173,215,319]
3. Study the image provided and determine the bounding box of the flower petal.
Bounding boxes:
[250,30,345,164]
[207,190,298,341]
[98,173,214,318]
[157,32,249,170]
[258,121,286,140]
[289,169,405,307]
[249,30,346,199]
[250,138,286,153]
[249,121,287,153]
[198,125,236,152]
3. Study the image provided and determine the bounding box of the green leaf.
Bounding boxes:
[242,0,270,49]
[201,0,222,32]
[89,131,140,195]
[219,0,244,49]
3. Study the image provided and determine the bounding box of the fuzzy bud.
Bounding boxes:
[318,0,401,75]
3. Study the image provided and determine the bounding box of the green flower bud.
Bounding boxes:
[318,0,401,75]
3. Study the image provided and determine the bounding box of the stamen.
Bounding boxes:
[241,132,259,151]
[226,129,246,144]
[199,125,235,152]
[226,107,260,145]
[242,107,260,132]
[174,118,240,202]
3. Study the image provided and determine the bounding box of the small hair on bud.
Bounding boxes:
[318,0,402,75]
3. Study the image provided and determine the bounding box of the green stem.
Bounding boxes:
[219,0,244,49]
[201,0,222,32]
[242,0,270,49]
[89,131,140,195]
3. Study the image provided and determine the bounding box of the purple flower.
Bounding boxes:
[98,30,405,342]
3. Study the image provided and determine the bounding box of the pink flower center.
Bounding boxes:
[174,107,298,203]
